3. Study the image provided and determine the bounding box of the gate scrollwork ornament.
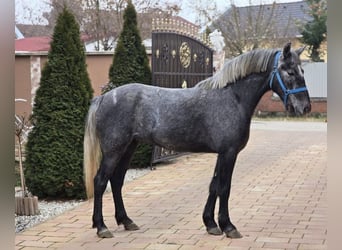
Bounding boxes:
[161,43,169,63]
[179,42,191,68]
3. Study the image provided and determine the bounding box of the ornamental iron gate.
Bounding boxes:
[151,18,214,164]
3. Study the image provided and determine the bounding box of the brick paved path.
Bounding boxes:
[15,121,327,250]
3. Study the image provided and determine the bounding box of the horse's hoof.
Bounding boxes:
[225,228,243,238]
[124,222,139,231]
[97,228,113,238]
[207,227,223,235]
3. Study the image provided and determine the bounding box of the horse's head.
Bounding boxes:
[269,43,311,116]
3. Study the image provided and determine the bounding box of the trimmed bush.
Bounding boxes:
[25,7,93,199]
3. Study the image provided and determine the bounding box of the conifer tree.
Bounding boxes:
[103,0,151,91]
[25,7,93,199]
[102,1,152,168]
[300,0,327,62]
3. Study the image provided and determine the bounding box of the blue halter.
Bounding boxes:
[269,51,308,107]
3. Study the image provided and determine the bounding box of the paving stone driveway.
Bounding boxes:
[15,121,327,250]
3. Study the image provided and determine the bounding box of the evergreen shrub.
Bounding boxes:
[25,7,93,199]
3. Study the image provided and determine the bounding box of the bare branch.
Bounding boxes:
[45,0,181,51]
[211,0,292,58]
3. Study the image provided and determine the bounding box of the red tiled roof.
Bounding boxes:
[15,36,51,52]
[15,34,94,52]
[172,16,200,29]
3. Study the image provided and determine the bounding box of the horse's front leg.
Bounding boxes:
[203,165,222,235]
[217,150,243,238]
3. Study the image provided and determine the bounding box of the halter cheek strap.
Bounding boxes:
[269,51,308,107]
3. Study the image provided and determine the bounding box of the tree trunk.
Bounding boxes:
[16,135,39,216]
[17,136,26,197]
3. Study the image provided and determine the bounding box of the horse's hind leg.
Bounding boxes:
[92,153,121,238]
[110,141,139,231]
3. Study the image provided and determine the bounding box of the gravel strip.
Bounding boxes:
[15,168,151,233]
[15,200,81,233]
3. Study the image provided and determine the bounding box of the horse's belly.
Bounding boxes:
[150,128,215,153]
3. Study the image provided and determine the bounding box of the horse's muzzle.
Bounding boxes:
[287,102,311,116]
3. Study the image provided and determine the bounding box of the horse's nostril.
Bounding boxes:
[287,104,295,114]
[304,104,311,114]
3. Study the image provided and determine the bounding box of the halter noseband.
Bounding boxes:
[269,51,308,107]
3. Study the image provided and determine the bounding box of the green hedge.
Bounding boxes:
[24,7,93,199]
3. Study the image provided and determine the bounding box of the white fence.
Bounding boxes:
[303,62,327,98]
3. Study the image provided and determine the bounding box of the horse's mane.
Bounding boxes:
[195,48,278,89]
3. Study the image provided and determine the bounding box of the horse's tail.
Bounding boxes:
[84,96,103,199]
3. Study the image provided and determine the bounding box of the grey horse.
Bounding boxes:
[84,43,311,238]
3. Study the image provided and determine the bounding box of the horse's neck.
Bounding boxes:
[231,73,270,116]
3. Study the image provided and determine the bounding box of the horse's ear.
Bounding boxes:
[282,42,292,59]
[295,46,306,57]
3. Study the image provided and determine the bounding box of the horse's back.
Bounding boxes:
[95,83,175,141]
[95,83,203,146]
